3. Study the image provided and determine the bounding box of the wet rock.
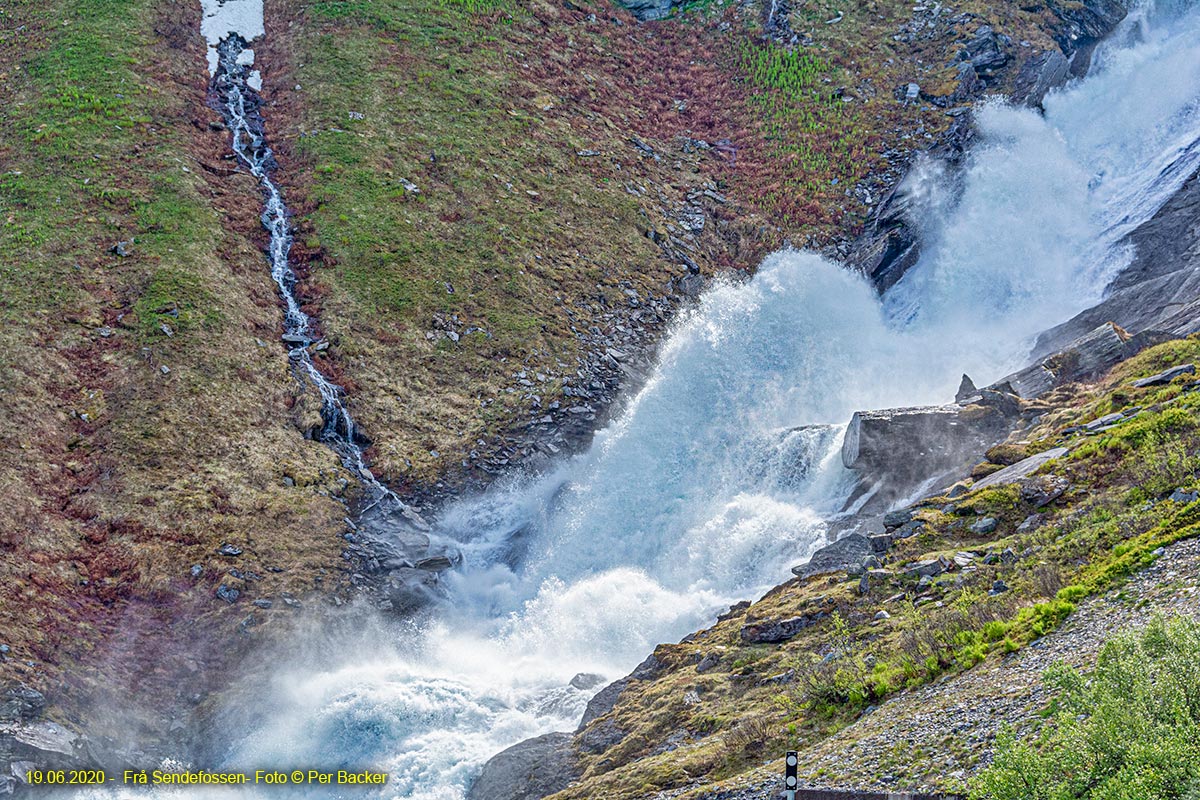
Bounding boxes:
[1012,50,1070,108]
[1010,323,1135,398]
[740,612,827,644]
[467,731,579,800]
[569,673,605,691]
[1134,364,1195,388]
[793,533,872,578]
[215,584,240,603]
[894,519,926,539]
[842,403,1013,489]
[883,509,913,530]
[414,555,455,571]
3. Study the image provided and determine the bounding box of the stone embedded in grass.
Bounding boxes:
[1133,363,1195,387]
[970,517,998,534]
[217,543,243,557]
[215,584,239,604]
[1169,487,1199,504]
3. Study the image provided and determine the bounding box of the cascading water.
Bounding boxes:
[212,35,383,490]
[182,1,1200,798]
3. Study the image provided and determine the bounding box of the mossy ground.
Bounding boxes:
[557,337,1200,799]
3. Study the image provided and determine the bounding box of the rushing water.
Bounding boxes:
[120,1,1200,797]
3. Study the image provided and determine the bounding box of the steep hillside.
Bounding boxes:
[0,0,1131,774]
[0,0,347,744]
[549,337,1200,798]
[257,0,1079,491]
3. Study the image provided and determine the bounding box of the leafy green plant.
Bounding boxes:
[972,616,1200,800]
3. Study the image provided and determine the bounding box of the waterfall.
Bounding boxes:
[197,1,1200,798]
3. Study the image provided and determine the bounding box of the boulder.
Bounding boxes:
[970,517,998,535]
[842,402,1013,476]
[792,534,872,579]
[903,556,950,579]
[1170,488,1200,505]
[467,732,579,800]
[740,612,827,644]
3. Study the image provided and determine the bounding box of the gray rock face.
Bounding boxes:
[954,374,978,404]
[960,26,1010,74]
[1035,168,1200,355]
[972,447,1069,491]
[792,533,872,579]
[578,718,626,755]
[1047,0,1128,57]
[616,0,680,20]
[580,679,628,729]
[1005,323,1141,399]
[1011,50,1070,108]
[467,732,579,800]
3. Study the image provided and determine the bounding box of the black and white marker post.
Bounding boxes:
[784,750,798,799]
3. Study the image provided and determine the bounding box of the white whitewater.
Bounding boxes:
[107,1,1200,797]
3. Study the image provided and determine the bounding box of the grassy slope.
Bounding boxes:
[0,0,347,730]
[264,0,1065,487]
[557,337,1200,798]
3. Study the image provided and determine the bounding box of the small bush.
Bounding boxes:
[971,616,1200,800]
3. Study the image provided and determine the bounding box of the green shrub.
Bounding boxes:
[971,616,1200,800]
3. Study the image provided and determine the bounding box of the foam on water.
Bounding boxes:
[78,1,1200,797]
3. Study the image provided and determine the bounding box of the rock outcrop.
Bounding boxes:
[466,732,580,800]
[1034,167,1200,357]
[1009,323,1164,398]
